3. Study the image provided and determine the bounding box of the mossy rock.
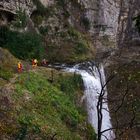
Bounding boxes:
[0,47,19,80]
[0,48,18,70]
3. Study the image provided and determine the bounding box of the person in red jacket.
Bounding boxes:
[41,59,48,66]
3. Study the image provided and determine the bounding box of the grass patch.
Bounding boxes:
[0,47,18,81]
[10,69,96,139]
[0,68,13,81]
[31,14,44,26]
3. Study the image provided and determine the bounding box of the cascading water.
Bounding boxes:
[64,62,115,140]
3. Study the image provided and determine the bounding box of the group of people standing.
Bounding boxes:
[17,59,48,73]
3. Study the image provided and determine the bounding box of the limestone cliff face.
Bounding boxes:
[99,0,119,38]
[78,0,119,38]
[0,1,125,60]
[37,0,120,38]
[117,0,140,46]
[0,0,139,59]
[39,0,54,7]
[0,0,34,15]
[76,0,120,56]
[1,0,139,43]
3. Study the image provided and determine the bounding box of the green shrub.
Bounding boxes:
[1,28,45,60]
[39,26,49,35]
[17,115,41,140]
[12,10,27,28]
[87,124,97,140]
[68,27,80,39]
[63,10,70,18]
[0,68,13,80]
[67,26,90,49]
[18,115,33,126]
[15,124,28,140]
[56,0,66,7]
[75,42,88,54]
[60,111,78,130]
[0,26,9,46]
[59,74,83,97]
[32,15,44,26]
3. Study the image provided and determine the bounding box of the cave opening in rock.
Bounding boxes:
[0,10,15,25]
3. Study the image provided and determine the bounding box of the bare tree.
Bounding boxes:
[81,61,139,140]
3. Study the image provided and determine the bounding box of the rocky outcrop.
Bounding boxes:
[117,0,140,46]
[78,0,119,38]
[1,0,139,45]
[99,0,119,38]
[0,0,139,60]
[0,0,34,15]
[39,0,54,7]
[68,0,120,58]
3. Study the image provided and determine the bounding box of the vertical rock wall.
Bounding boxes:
[0,0,34,16]
[1,0,139,48]
[78,0,120,38]
[117,0,140,46]
[75,0,120,56]
[39,0,54,7]
[99,0,119,38]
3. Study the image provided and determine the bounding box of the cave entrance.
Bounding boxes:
[0,10,15,25]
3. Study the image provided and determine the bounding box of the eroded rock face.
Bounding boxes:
[117,0,140,46]
[0,0,34,15]
[99,0,119,38]
[1,0,139,44]
[67,0,120,57]
[77,0,120,38]
[0,0,139,60]
[39,0,54,7]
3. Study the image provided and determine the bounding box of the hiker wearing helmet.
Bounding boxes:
[32,59,38,68]
[17,61,22,73]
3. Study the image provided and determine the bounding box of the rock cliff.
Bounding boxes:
[0,0,140,62]
[117,0,140,46]
[0,0,140,140]
[0,0,34,15]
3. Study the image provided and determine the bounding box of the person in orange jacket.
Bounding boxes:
[32,59,38,68]
[17,61,23,73]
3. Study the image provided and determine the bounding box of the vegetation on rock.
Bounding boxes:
[0,62,96,139]
[0,26,45,60]
[11,10,27,28]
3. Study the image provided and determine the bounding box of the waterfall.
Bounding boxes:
[64,62,115,140]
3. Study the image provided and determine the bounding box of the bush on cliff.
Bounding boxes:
[0,26,45,60]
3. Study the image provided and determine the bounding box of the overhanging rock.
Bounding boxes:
[0,0,34,16]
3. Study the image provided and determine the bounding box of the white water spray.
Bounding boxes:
[65,63,115,140]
